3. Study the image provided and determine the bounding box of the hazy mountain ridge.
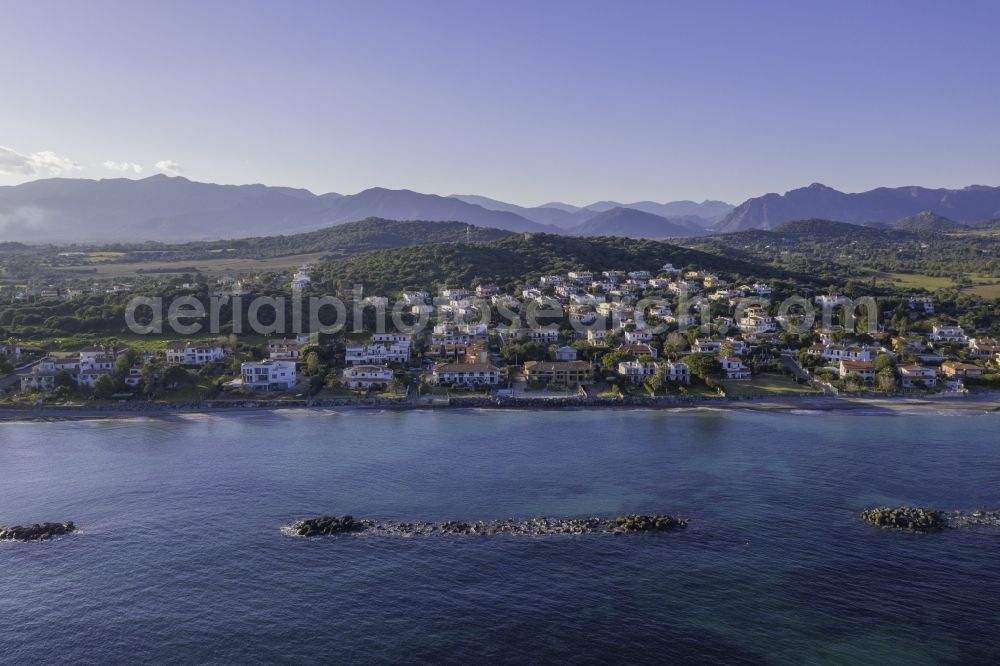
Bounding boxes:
[565,207,706,238]
[717,183,1000,232]
[450,194,733,228]
[0,177,559,242]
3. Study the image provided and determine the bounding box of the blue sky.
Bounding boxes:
[2,1,998,205]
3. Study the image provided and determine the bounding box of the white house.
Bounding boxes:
[554,345,578,362]
[586,329,609,345]
[526,328,560,344]
[432,362,501,387]
[618,360,657,384]
[77,368,113,389]
[241,360,297,391]
[166,342,225,366]
[719,356,750,380]
[967,338,998,358]
[290,272,311,291]
[624,329,653,344]
[342,365,394,390]
[898,365,937,389]
[20,358,58,392]
[665,361,691,384]
[267,338,302,360]
[839,359,875,380]
[930,326,966,343]
[738,308,777,335]
[346,334,411,365]
[402,291,430,305]
[693,338,723,354]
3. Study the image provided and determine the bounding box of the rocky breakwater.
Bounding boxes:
[289,515,366,537]
[285,514,688,538]
[613,514,687,532]
[0,521,76,542]
[860,506,946,531]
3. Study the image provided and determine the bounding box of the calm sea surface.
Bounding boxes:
[1,408,998,665]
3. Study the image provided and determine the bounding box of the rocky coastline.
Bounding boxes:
[0,521,76,542]
[288,514,687,538]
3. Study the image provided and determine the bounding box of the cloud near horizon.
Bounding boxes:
[103,160,144,174]
[0,145,81,177]
[154,159,183,176]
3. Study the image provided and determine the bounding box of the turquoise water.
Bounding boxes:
[1,409,998,664]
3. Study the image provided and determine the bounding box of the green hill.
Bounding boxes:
[316,233,790,292]
[70,218,516,261]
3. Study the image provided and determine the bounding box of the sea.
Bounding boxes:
[1,408,998,665]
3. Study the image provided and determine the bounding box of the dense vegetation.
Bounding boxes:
[0,219,515,282]
[693,219,1000,284]
[317,233,795,293]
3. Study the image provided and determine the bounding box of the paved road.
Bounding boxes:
[779,353,811,381]
[780,353,837,396]
[0,359,39,390]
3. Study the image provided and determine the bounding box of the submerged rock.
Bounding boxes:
[946,509,1000,528]
[286,514,687,538]
[0,521,76,542]
[860,506,946,531]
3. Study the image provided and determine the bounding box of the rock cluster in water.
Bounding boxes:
[287,514,687,538]
[0,521,76,542]
[946,509,1000,528]
[290,515,366,537]
[860,506,946,531]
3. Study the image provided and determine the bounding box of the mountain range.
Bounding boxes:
[449,194,732,228]
[2,175,999,244]
[0,175,731,243]
[716,183,1000,232]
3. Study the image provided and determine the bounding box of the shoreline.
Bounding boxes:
[2,391,998,422]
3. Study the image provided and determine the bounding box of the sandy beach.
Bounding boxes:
[2,391,998,422]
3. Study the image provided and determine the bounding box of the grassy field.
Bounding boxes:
[722,373,817,397]
[966,284,1000,299]
[860,269,1000,297]
[14,333,268,351]
[51,251,329,278]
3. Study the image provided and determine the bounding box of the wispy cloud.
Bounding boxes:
[154,159,183,176]
[0,145,81,177]
[103,160,144,174]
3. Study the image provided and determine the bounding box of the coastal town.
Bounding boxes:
[3,259,998,411]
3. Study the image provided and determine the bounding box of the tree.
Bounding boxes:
[662,332,687,357]
[54,369,76,390]
[114,349,138,378]
[873,354,895,374]
[876,370,898,393]
[93,374,115,400]
[685,353,717,379]
[305,351,321,376]
[139,364,159,395]
[162,365,190,388]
